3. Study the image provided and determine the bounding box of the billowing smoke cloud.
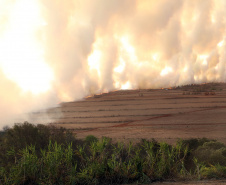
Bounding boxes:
[0,67,58,127]
[0,0,226,128]
[41,0,226,93]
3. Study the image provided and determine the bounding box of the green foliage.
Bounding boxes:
[180,138,213,151]
[3,142,78,184]
[0,123,226,184]
[0,122,77,175]
[200,164,226,179]
[2,122,75,150]
[85,135,99,144]
[142,139,189,180]
[193,141,226,166]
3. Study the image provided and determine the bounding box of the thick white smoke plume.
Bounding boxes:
[0,0,226,128]
[42,0,226,94]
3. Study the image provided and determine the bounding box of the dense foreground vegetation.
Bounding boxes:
[0,122,226,184]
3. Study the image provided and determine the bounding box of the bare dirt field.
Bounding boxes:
[31,83,226,145]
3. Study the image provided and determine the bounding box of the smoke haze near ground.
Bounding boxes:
[0,0,225,128]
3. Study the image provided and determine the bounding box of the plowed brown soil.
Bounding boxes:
[30,83,226,145]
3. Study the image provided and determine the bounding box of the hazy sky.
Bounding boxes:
[0,0,225,127]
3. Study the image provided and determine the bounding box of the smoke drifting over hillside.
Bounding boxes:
[0,0,225,127]
[43,0,226,95]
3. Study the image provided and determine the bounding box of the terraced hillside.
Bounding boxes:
[30,83,226,144]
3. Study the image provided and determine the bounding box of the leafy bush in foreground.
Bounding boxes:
[0,122,225,184]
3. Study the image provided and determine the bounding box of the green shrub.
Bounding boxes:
[201,164,226,179]
[2,142,78,185]
[0,122,77,171]
[85,135,99,144]
[203,141,225,150]
[0,124,226,184]
[181,138,215,151]
[193,141,226,166]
